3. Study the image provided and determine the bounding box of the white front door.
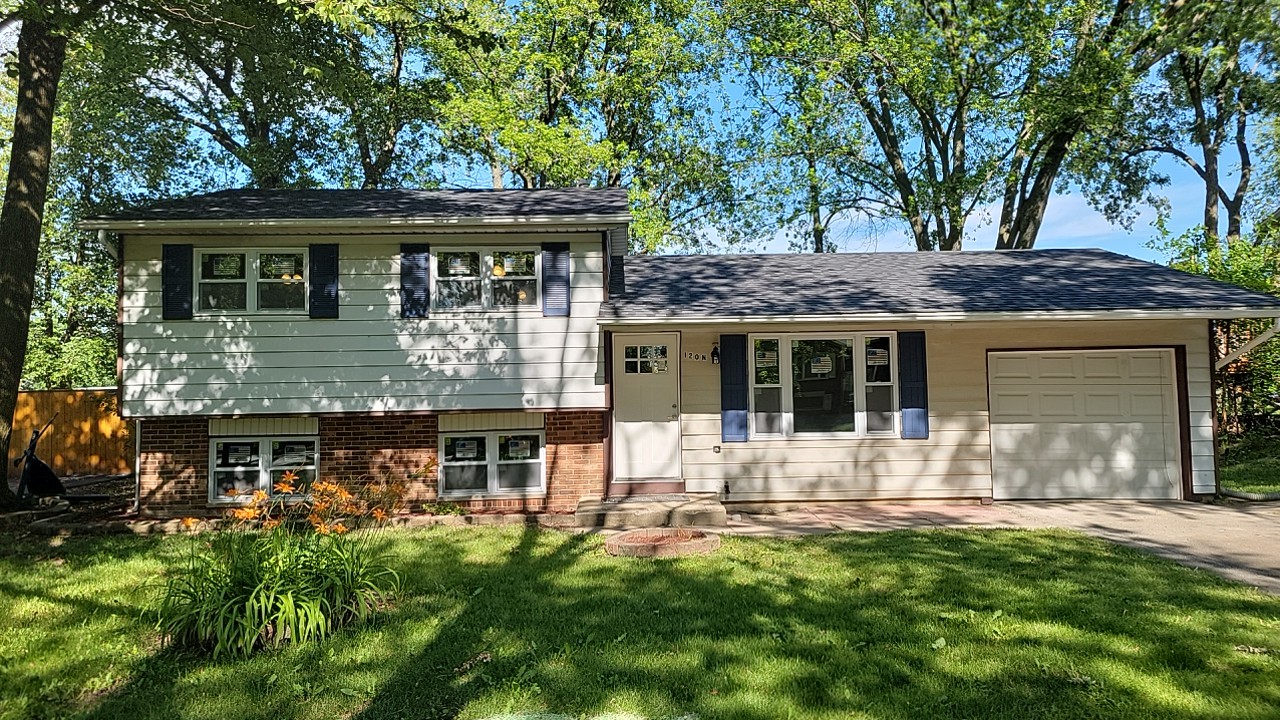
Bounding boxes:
[612,333,682,490]
[988,349,1182,500]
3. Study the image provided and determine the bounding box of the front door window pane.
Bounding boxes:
[791,339,854,433]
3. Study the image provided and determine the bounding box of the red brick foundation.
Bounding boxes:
[136,411,607,518]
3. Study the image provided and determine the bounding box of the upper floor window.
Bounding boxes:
[197,249,308,314]
[750,333,898,438]
[433,248,540,311]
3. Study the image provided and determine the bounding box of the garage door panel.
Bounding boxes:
[989,349,1180,500]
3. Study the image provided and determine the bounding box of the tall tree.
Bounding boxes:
[722,62,870,252]
[1119,0,1277,246]
[726,0,1224,251]
[1,3,83,505]
[430,0,725,249]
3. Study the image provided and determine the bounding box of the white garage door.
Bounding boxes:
[988,350,1181,500]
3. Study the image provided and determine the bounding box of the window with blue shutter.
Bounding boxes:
[542,243,571,316]
[308,244,339,318]
[401,243,430,318]
[720,334,749,442]
[161,244,193,320]
[898,331,930,439]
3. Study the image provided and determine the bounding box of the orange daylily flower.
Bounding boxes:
[224,487,242,498]
[371,508,388,522]
[262,519,281,530]
[281,470,299,483]
[274,481,296,495]
[180,517,199,531]
[251,489,269,504]
[330,522,348,535]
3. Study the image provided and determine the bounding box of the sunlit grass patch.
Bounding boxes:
[2,526,1279,720]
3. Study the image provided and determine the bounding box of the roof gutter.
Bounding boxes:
[599,308,1280,326]
[76,213,633,232]
[1215,318,1280,371]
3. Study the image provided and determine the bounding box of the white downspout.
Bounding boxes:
[1215,318,1280,371]
[133,419,142,515]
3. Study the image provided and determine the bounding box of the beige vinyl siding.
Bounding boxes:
[121,233,607,417]
[674,319,1213,500]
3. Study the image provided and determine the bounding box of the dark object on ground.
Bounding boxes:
[14,415,110,503]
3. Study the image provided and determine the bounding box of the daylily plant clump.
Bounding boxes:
[158,471,413,658]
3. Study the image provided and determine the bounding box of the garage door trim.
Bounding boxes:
[985,345,1192,500]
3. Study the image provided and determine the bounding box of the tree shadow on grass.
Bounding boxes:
[349,528,1280,720]
[64,527,1280,720]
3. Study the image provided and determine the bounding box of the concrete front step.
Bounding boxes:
[576,495,728,529]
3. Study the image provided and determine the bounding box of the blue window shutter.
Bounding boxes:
[898,331,930,439]
[161,244,193,320]
[720,334,749,442]
[400,243,430,318]
[308,244,339,318]
[542,242,571,317]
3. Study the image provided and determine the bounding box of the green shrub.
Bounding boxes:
[157,475,409,658]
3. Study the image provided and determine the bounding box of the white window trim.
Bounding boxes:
[207,435,319,504]
[748,332,899,440]
[194,248,310,317]
[429,247,543,312]
[438,430,547,498]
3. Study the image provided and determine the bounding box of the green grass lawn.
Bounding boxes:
[4,527,1280,720]
[1220,432,1280,495]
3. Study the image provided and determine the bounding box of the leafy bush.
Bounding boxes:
[158,474,409,658]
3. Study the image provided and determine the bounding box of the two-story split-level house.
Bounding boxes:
[82,188,1280,517]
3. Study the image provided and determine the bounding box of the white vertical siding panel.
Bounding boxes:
[439,412,545,432]
[209,417,319,436]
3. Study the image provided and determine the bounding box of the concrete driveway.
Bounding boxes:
[727,501,1280,594]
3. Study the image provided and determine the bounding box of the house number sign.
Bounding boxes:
[684,352,710,362]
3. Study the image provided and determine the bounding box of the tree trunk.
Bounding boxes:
[806,154,824,253]
[0,18,68,503]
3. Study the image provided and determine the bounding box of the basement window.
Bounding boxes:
[439,431,545,496]
[208,436,318,503]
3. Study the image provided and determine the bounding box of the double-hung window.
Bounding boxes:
[209,436,319,502]
[439,431,545,496]
[433,248,540,311]
[750,333,898,438]
[197,249,308,314]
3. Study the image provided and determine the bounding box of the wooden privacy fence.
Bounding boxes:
[9,389,133,476]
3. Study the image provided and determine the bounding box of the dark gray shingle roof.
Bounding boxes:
[87,188,630,222]
[603,248,1280,318]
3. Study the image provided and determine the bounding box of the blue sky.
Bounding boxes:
[760,155,1210,263]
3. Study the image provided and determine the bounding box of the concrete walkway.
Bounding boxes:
[725,501,1280,594]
